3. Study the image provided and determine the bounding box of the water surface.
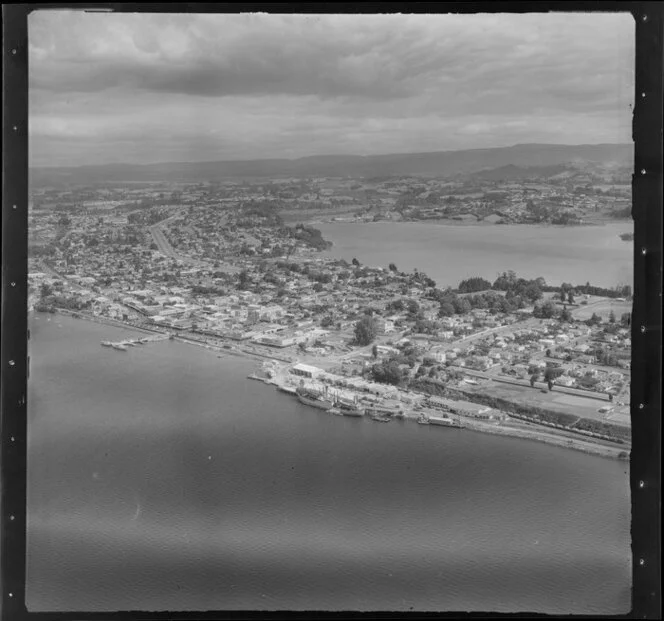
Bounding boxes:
[27,315,631,613]
[317,221,633,289]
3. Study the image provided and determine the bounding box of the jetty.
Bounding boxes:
[101,334,169,350]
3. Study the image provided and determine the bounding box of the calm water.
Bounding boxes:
[317,221,633,289]
[27,315,631,613]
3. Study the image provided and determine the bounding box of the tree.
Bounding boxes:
[354,316,378,346]
[438,302,455,317]
[609,310,616,324]
[458,276,492,293]
[238,269,250,290]
[40,283,53,299]
[455,298,472,315]
[567,291,575,304]
[620,312,631,327]
[530,374,538,387]
[533,300,557,319]
[406,299,420,317]
[388,263,398,272]
[372,344,379,359]
[352,257,360,267]
[560,306,572,322]
[371,360,402,386]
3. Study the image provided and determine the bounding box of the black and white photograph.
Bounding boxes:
[21,8,640,614]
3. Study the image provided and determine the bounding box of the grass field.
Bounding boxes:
[572,297,632,320]
[467,380,623,422]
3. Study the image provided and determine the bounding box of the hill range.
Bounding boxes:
[30,143,632,186]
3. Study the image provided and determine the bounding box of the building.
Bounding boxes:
[290,363,323,379]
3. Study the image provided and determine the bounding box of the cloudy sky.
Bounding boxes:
[29,11,634,167]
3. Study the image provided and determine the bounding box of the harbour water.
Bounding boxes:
[27,314,631,613]
[317,221,633,289]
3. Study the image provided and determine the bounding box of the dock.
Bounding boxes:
[101,334,170,350]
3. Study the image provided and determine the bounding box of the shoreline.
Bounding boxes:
[310,217,632,228]
[42,309,630,461]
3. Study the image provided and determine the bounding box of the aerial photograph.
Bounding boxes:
[27,10,633,613]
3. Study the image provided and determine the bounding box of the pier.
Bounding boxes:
[101,334,170,349]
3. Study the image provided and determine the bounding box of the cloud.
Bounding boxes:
[28,11,635,166]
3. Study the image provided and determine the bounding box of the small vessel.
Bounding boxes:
[428,415,463,428]
[277,384,298,396]
[334,397,365,417]
[366,407,394,423]
[112,343,128,351]
[296,386,334,411]
[101,341,113,347]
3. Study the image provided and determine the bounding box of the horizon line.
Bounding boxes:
[30,141,633,171]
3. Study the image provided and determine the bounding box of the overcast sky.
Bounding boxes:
[29,11,634,167]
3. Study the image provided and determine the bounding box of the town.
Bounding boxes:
[28,173,632,459]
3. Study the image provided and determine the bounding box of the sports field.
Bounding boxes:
[466,380,628,424]
[572,297,632,320]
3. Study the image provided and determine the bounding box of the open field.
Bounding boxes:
[280,205,361,224]
[463,380,626,423]
[572,297,632,320]
[605,408,631,426]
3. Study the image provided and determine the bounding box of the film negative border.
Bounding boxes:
[1,3,662,620]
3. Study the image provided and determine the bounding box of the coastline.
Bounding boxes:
[312,217,631,228]
[41,308,630,461]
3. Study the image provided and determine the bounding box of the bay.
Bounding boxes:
[27,315,631,613]
[317,221,633,289]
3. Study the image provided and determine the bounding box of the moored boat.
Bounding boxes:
[112,343,128,351]
[428,414,463,428]
[296,386,334,411]
[366,407,393,422]
[334,400,365,417]
[101,341,112,347]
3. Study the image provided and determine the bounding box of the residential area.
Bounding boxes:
[28,178,632,457]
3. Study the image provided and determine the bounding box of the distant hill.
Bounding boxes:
[30,143,632,187]
[462,163,574,181]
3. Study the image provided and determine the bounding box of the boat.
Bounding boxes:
[277,384,298,396]
[366,407,394,423]
[334,399,365,417]
[112,343,128,351]
[101,341,113,347]
[296,386,334,411]
[428,415,463,428]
